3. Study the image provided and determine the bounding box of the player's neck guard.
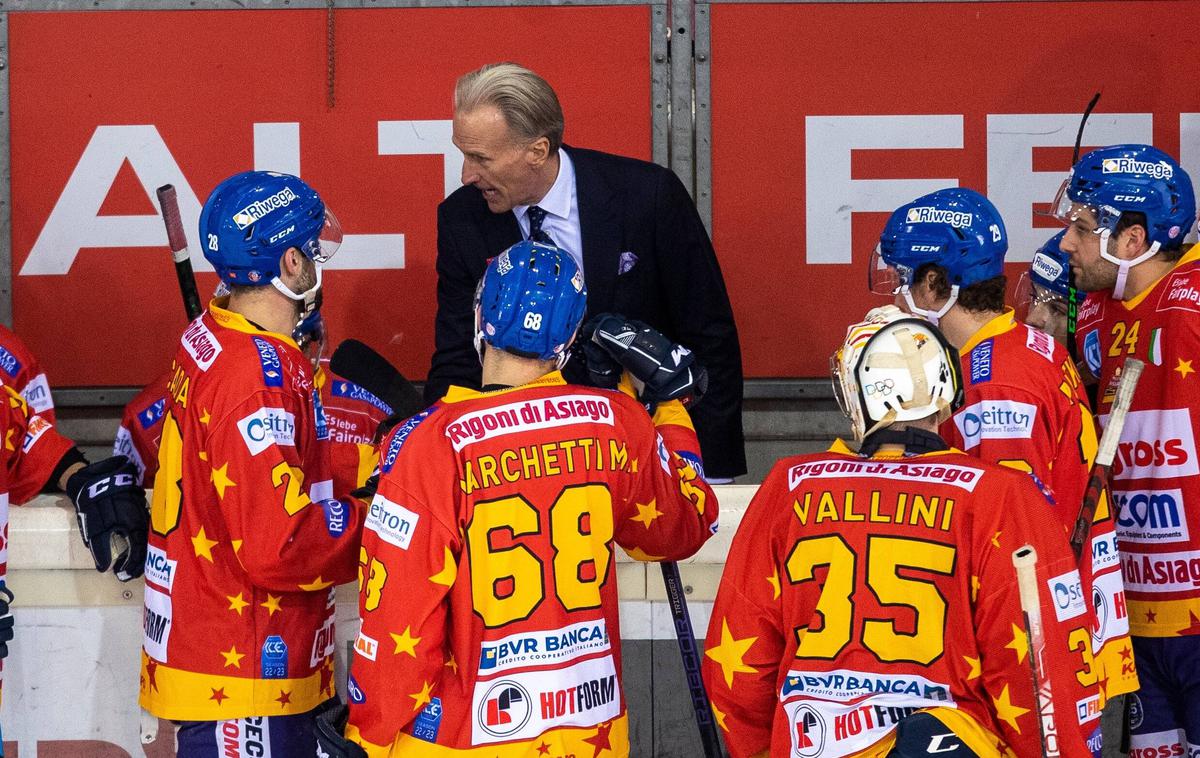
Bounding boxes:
[858,427,948,457]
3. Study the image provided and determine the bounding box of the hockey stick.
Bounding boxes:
[156,184,204,321]
[1065,92,1102,366]
[1013,546,1061,758]
[329,339,425,422]
[1068,357,1143,561]
[660,561,723,758]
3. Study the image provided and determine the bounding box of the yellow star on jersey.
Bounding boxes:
[623,546,665,562]
[4,429,14,452]
[227,593,249,616]
[991,531,1003,549]
[630,458,639,473]
[429,547,457,586]
[198,451,209,462]
[630,499,663,528]
[210,463,236,499]
[712,703,729,732]
[409,680,434,712]
[1176,358,1195,379]
[232,540,243,555]
[962,655,981,681]
[1005,623,1028,665]
[262,594,282,616]
[990,684,1030,733]
[390,626,421,657]
[299,576,333,591]
[766,570,781,601]
[199,408,212,425]
[705,618,757,688]
[191,527,219,562]
[444,653,459,675]
[221,646,245,668]
[971,575,981,602]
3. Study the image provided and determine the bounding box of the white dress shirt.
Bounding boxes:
[513,148,583,273]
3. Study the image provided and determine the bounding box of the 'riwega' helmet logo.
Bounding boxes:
[905,206,973,228]
[232,187,300,230]
[1102,158,1174,179]
[1032,252,1065,284]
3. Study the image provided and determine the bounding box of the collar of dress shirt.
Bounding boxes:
[514,147,575,224]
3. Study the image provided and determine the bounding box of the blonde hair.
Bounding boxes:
[455,63,564,152]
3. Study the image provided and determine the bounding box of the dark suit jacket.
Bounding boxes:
[426,146,746,477]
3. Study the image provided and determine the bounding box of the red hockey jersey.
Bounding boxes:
[943,309,1135,699]
[117,359,386,494]
[1075,245,1200,637]
[140,300,365,721]
[0,325,55,423]
[704,442,1102,758]
[345,373,717,757]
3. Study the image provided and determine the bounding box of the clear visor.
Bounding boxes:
[868,246,908,295]
[830,350,852,420]
[1014,271,1069,324]
[1048,178,1102,232]
[303,209,343,263]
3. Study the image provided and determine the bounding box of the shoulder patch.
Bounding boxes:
[1156,268,1200,314]
[251,337,284,388]
[1083,329,1102,376]
[138,398,166,430]
[1076,295,1105,330]
[1024,326,1056,363]
[331,379,393,415]
[381,407,436,473]
[0,345,22,378]
[181,318,223,372]
[968,339,993,384]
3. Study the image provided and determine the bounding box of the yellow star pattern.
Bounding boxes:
[1176,358,1195,379]
[227,593,249,615]
[221,646,245,668]
[198,451,209,462]
[704,618,757,688]
[990,684,1030,733]
[971,575,981,602]
[712,703,729,733]
[262,594,282,616]
[623,546,666,562]
[766,570,781,601]
[191,527,219,562]
[991,531,1003,549]
[630,458,639,474]
[429,547,457,586]
[1005,623,1028,665]
[962,655,981,681]
[444,653,459,675]
[409,680,434,712]
[298,576,334,591]
[390,626,422,657]
[232,540,243,555]
[4,429,14,452]
[210,463,236,499]
[630,499,663,528]
[200,409,212,425]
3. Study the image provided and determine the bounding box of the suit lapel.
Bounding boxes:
[481,204,522,264]
[569,147,621,314]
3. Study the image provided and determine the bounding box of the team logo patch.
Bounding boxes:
[1047,568,1087,621]
[953,400,1037,450]
[477,681,531,739]
[365,496,419,550]
[252,337,283,388]
[414,698,444,743]
[232,187,298,229]
[1083,329,1102,376]
[21,373,52,414]
[236,407,297,456]
[261,635,288,679]
[321,498,347,537]
[969,340,993,384]
[0,346,22,377]
[331,380,393,415]
[181,318,223,372]
[138,398,166,430]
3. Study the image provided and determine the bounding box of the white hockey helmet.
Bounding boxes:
[831,305,964,442]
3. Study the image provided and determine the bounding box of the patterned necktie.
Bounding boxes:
[527,205,554,244]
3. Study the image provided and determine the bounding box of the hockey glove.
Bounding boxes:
[577,316,623,390]
[65,457,149,582]
[588,314,709,407]
[351,471,380,503]
[315,702,368,758]
[0,585,13,660]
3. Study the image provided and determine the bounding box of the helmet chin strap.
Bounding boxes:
[900,285,959,325]
[270,265,323,315]
[1098,228,1160,300]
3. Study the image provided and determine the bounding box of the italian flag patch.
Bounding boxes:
[1149,328,1164,366]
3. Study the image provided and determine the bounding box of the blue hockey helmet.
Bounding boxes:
[474,241,587,364]
[1015,231,1071,340]
[199,171,342,287]
[1052,144,1196,251]
[869,187,1007,322]
[1029,231,1071,299]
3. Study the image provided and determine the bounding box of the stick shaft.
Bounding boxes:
[1013,546,1060,758]
[660,562,722,758]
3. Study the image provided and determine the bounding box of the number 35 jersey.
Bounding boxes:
[1076,245,1200,637]
[703,443,1101,758]
[345,372,718,757]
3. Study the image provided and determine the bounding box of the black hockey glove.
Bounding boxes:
[315,702,368,758]
[0,585,13,661]
[351,471,380,503]
[587,314,709,407]
[577,316,623,390]
[65,457,149,582]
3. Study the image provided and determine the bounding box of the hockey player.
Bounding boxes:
[1054,144,1200,758]
[0,325,56,423]
[871,187,1136,704]
[114,368,170,487]
[1016,231,1072,346]
[316,241,717,757]
[703,306,1101,757]
[139,171,366,755]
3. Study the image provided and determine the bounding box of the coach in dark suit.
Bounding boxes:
[426,63,745,478]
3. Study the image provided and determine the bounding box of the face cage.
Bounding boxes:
[868,246,910,295]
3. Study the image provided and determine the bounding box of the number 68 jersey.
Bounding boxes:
[703,442,1101,758]
[345,372,718,757]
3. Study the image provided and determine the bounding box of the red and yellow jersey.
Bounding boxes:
[704,442,1102,758]
[1075,244,1200,638]
[345,372,717,757]
[0,324,55,424]
[117,359,385,495]
[140,299,365,722]
[943,310,1135,699]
